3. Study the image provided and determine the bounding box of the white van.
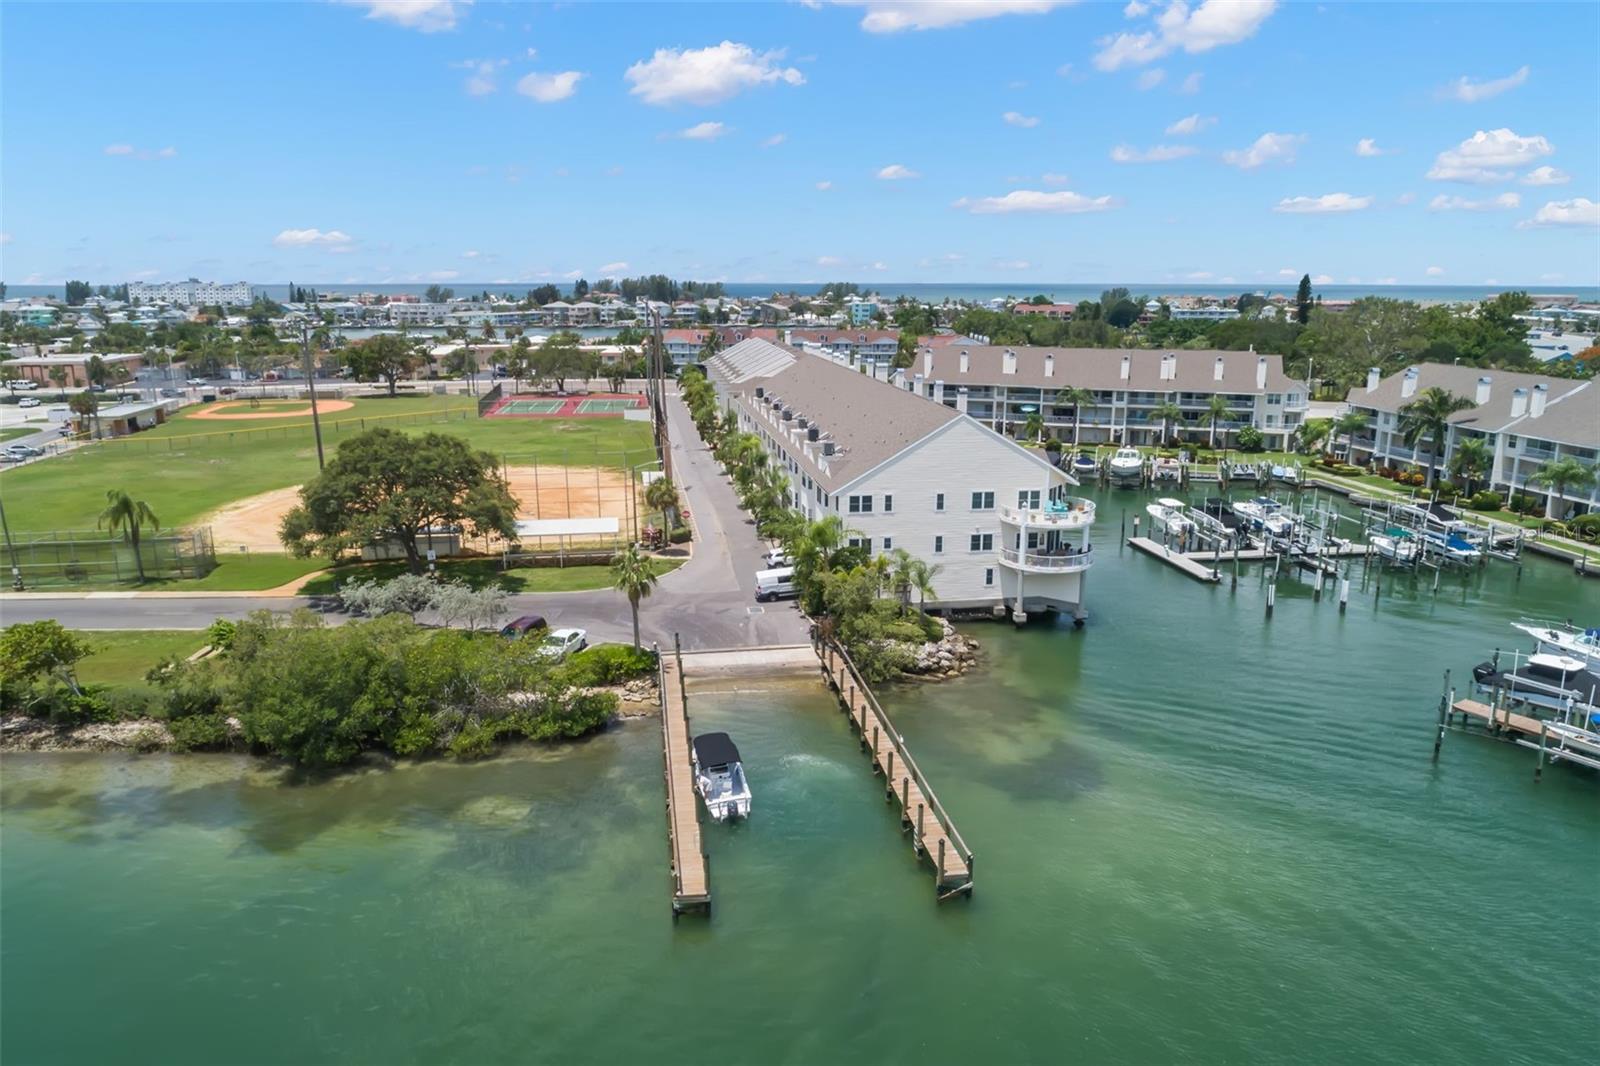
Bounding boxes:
[754,566,798,603]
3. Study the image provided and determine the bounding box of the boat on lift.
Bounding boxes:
[1229,460,1259,481]
[1070,451,1099,477]
[1369,528,1421,564]
[1421,525,1483,563]
[1108,447,1144,484]
[1472,653,1600,722]
[1146,497,1195,538]
[692,732,752,822]
[1511,620,1600,670]
[1151,457,1182,482]
[1231,496,1295,538]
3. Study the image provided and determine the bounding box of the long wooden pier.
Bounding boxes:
[817,638,974,901]
[658,640,710,916]
[1127,537,1221,582]
[1445,697,1600,773]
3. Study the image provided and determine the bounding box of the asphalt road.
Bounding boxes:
[0,392,811,650]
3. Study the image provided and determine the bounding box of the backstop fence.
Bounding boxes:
[6,526,217,587]
[476,381,504,417]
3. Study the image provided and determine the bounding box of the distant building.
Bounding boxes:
[787,329,900,361]
[847,298,879,325]
[3,351,145,387]
[128,279,253,306]
[1015,303,1075,321]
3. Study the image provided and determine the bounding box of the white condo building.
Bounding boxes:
[127,279,253,306]
[705,338,1095,621]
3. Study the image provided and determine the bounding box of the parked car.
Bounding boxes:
[499,614,548,639]
[18,397,41,408]
[186,377,209,386]
[535,627,588,661]
[755,567,798,603]
[12,380,38,390]
[762,547,792,568]
[6,444,45,458]
[159,388,180,397]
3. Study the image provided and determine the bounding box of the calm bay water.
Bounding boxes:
[3,487,1597,1064]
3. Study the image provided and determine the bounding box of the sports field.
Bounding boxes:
[483,392,646,419]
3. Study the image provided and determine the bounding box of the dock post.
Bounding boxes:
[937,839,946,888]
[1338,578,1349,613]
[1120,509,1126,540]
[1432,670,1449,761]
[885,749,895,795]
[871,724,880,765]
[1535,721,1549,781]
[902,776,909,814]
[847,683,855,722]
[917,802,925,847]
[1314,570,1323,602]
[1265,583,1275,618]
[1132,516,1140,540]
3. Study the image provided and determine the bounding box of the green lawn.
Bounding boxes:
[0,394,654,534]
[0,426,40,443]
[299,556,682,595]
[74,630,208,687]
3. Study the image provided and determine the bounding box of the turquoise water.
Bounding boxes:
[4,488,1598,1064]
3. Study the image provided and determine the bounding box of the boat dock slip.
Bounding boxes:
[659,640,710,916]
[1447,698,1600,772]
[816,637,975,901]
[1127,537,1221,583]
[1197,544,1371,563]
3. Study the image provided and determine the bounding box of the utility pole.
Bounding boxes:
[301,322,326,470]
[0,493,23,590]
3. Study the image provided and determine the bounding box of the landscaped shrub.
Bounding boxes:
[1509,492,1542,515]
[560,643,657,687]
[1235,426,1264,452]
[167,713,231,751]
[1469,490,1503,511]
[669,525,692,544]
[1565,514,1600,542]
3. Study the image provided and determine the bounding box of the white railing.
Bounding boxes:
[998,500,1096,528]
[999,546,1094,571]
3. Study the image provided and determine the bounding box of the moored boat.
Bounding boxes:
[1511,619,1600,670]
[1151,457,1182,482]
[1370,529,1420,563]
[692,732,752,821]
[1231,496,1295,538]
[1070,452,1099,477]
[1146,497,1194,539]
[1108,447,1143,484]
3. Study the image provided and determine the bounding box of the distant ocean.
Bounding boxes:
[5,281,1596,305]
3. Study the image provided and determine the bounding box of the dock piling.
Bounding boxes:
[1433,670,1450,761]
[1265,584,1275,618]
[1339,578,1349,612]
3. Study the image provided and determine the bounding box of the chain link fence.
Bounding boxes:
[5,526,216,587]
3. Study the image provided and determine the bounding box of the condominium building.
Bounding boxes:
[127,279,253,306]
[787,329,900,361]
[705,338,1095,621]
[900,345,1307,449]
[1345,364,1599,517]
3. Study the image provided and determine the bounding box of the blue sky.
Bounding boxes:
[2,1,1596,288]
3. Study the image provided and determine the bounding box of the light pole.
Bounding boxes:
[0,492,23,590]
[301,323,326,470]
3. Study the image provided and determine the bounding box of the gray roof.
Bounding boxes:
[709,339,962,492]
[1346,363,1599,449]
[909,345,1299,394]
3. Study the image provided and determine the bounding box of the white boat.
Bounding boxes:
[1151,457,1182,481]
[1108,447,1143,483]
[1146,498,1195,538]
[692,732,752,821]
[1421,526,1483,563]
[1511,620,1600,670]
[1231,496,1295,538]
[1369,531,1420,563]
[1229,461,1258,480]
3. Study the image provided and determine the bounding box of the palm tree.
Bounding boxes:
[610,543,660,650]
[1149,399,1185,446]
[48,366,68,394]
[1199,394,1238,450]
[1448,437,1491,496]
[1021,410,1045,444]
[1293,418,1331,456]
[1397,387,1476,487]
[69,390,101,439]
[1530,457,1596,519]
[1332,411,1369,457]
[644,476,680,533]
[889,548,916,613]
[910,559,941,617]
[1053,386,1095,448]
[699,329,723,363]
[98,490,160,583]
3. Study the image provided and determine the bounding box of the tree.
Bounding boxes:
[424,284,455,304]
[536,331,584,392]
[1105,299,1142,329]
[0,620,90,698]
[48,366,68,393]
[69,389,101,439]
[64,280,93,306]
[85,354,110,390]
[699,329,723,363]
[894,330,919,369]
[1295,274,1314,325]
[1149,399,1185,444]
[1397,386,1476,487]
[644,476,681,532]
[1021,410,1045,443]
[1292,418,1331,455]
[1053,386,1095,448]
[1332,411,1369,456]
[99,489,161,583]
[909,559,941,617]
[345,334,419,396]
[610,543,660,650]
[279,429,519,574]
[1448,437,1491,496]
[1529,457,1596,519]
[1200,394,1238,450]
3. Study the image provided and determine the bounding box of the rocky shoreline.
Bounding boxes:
[902,617,980,680]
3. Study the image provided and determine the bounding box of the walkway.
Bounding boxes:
[660,641,710,915]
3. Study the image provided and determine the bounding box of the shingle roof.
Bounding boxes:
[910,345,1298,394]
[1346,363,1598,448]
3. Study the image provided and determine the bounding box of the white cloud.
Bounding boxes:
[830,1,1071,34]
[816,256,845,268]
[428,270,460,281]
[1517,198,1600,229]
[456,57,507,96]
[1222,131,1304,169]
[1124,1,1150,15]
[1273,192,1373,214]
[516,70,583,103]
[1110,143,1196,163]
[677,121,729,140]
[1041,172,1070,185]
[335,1,470,34]
[562,269,583,280]
[1425,266,1445,277]
[1395,192,1416,205]
[815,180,833,190]
[1427,192,1520,212]
[1354,138,1390,157]
[1440,65,1529,103]
[1003,111,1041,128]
[1136,68,1166,90]
[1521,165,1569,186]
[1095,0,1278,70]
[995,259,1033,270]
[598,261,629,274]
[876,163,920,180]
[1178,71,1203,94]
[953,189,1117,215]
[1184,271,1213,281]
[1276,268,1298,278]
[1166,113,1215,136]
[461,250,481,258]
[761,133,787,147]
[871,261,889,271]
[104,144,133,155]
[273,228,354,248]
[1539,272,1563,282]
[104,144,177,160]
[1427,127,1552,183]
[1311,274,1334,285]
[625,41,803,106]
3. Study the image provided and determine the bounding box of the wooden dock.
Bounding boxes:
[1446,698,1600,772]
[1189,544,1370,563]
[817,638,975,901]
[659,640,711,916]
[1128,537,1221,582]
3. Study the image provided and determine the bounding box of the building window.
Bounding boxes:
[984,568,995,587]
[847,537,868,550]
[882,537,893,551]
[883,494,893,513]
[848,494,873,514]
[934,536,944,554]
[935,492,945,512]
[970,491,995,511]
[969,532,994,552]
[1017,489,1040,509]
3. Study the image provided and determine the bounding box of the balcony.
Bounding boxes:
[999,545,1094,573]
[998,499,1097,529]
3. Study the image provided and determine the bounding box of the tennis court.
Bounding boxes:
[498,399,567,414]
[577,398,644,414]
